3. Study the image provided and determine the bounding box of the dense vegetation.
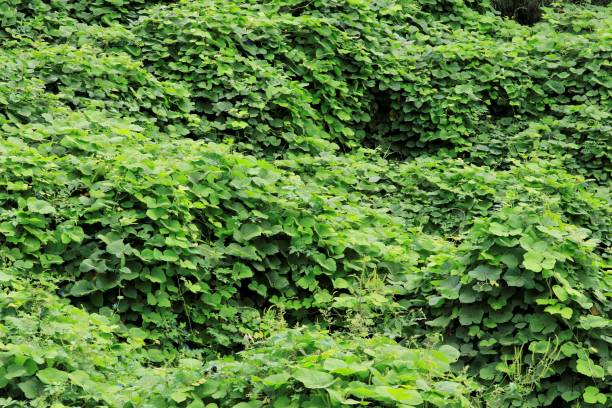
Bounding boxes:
[0,0,610,407]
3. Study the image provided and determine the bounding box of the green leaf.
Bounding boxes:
[327,388,360,405]
[232,263,253,279]
[552,285,568,301]
[0,369,6,388]
[523,251,543,272]
[500,253,519,269]
[544,304,573,320]
[459,306,484,325]
[529,340,552,354]
[149,268,166,283]
[438,345,461,363]
[583,386,607,404]
[0,270,15,282]
[186,400,206,408]
[504,270,526,287]
[435,381,461,394]
[69,370,91,387]
[579,315,609,330]
[529,314,556,333]
[560,342,579,357]
[380,387,423,405]
[5,364,28,379]
[313,253,336,272]
[27,198,56,214]
[61,226,85,243]
[18,378,42,399]
[347,384,378,399]
[544,79,566,94]
[323,358,347,372]
[233,402,261,408]
[37,368,69,385]
[468,264,501,281]
[146,208,165,220]
[333,278,350,289]
[236,224,262,241]
[170,392,188,403]
[561,390,580,402]
[427,315,453,327]
[459,288,477,303]
[106,239,125,257]
[438,276,460,299]
[261,373,290,387]
[489,222,510,236]
[293,368,335,389]
[225,243,260,260]
[576,359,604,378]
[70,280,96,296]
[479,365,497,380]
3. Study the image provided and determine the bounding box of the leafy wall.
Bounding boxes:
[0,0,610,406]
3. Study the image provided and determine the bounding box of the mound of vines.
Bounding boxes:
[0,0,610,407]
[0,275,475,407]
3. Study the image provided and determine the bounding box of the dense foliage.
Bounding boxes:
[0,0,610,407]
[0,275,476,407]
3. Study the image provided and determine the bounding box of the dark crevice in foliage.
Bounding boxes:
[493,0,544,25]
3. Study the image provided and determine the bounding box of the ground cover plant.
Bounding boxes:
[0,0,610,407]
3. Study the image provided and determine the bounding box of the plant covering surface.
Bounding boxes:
[0,0,610,407]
